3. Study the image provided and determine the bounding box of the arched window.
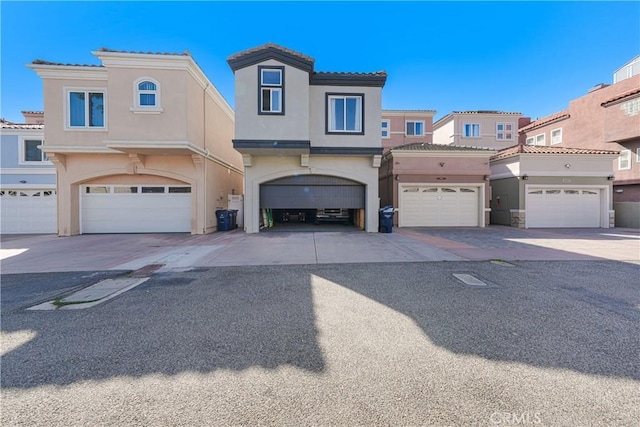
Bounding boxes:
[137,80,157,107]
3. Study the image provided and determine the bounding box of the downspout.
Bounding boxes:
[203,82,209,234]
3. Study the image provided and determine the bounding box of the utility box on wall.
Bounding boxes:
[228,194,244,228]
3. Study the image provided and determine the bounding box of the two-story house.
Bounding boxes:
[28,49,243,236]
[227,43,386,233]
[1,111,57,234]
[519,57,640,228]
[433,111,529,150]
[381,110,436,152]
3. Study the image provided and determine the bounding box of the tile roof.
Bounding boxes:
[452,110,522,115]
[227,42,314,63]
[518,110,570,132]
[31,59,103,68]
[313,70,387,78]
[383,109,437,113]
[97,47,191,57]
[601,88,640,106]
[1,121,44,130]
[384,143,494,159]
[491,144,619,160]
[21,110,44,115]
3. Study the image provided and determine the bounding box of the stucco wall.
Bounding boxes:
[309,85,381,148]
[432,119,454,145]
[234,60,310,141]
[382,113,435,151]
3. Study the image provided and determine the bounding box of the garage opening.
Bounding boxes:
[259,175,365,231]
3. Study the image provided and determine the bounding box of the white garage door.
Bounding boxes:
[0,189,57,234]
[81,185,191,233]
[526,188,601,228]
[400,186,479,227]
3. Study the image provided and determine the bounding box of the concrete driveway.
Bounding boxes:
[1,226,639,274]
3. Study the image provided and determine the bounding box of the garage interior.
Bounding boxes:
[259,175,366,232]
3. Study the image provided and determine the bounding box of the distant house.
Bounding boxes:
[381,110,436,152]
[519,56,640,228]
[433,111,529,150]
[28,49,243,236]
[1,111,57,234]
[227,43,386,233]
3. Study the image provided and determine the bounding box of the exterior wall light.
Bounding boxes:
[615,189,623,193]
[564,163,571,168]
[607,175,615,180]
[521,174,529,180]
[19,180,27,183]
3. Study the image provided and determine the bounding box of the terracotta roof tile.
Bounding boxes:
[31,59,103,68]
[601,88,640,106]
[390,142,494,152]
[97,47,191,57]
[519,110,570,132]
[227,42,314,63]
[491,144,618,160]
[452,110,522,115]
[313,70,387,78]
[1,122,44,130]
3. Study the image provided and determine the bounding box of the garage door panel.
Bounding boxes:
[81,186,191,233]
[400,186,479,227]
[0,189,57,234]
[527,188,601,228]
[261,175,364,209]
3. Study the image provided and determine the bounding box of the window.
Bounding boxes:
[259,66,284,114]
[406,121,424,137]
[20,138,48,163]
[618,150,631,170]
[463,123,480,138]
[551,128,562,145]
[533,134,545,146]
[526,137,534,145]
[381,120,390,138]
[68,90,105,128]
[637,148,640,162]
[327,93,364,134]
[496,123,514,140]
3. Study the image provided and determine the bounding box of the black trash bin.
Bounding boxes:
[379,206,394,233]
[216,209,232,231]
[229,209,238,229]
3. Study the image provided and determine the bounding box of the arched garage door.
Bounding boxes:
[260,175,364,209]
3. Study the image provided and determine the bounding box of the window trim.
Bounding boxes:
[64,87,107,130]
[526,137,534,145]
[325,92,365,135]
[534,133,546,146]
[463,123,480,138]
[636,148,640,163]
[550,127,562,145]
[618,149,631,170]
[131,77,163,113]
[381,119,390,139]
[405,120,425,137]
[258,65,285,115]
[495,122,514,141]
[18,136,51,165]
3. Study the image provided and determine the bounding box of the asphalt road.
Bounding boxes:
[2,261,639,426]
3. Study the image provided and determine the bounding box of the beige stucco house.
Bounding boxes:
[227,43,387,233]
[28,49,243,236]
[433,111,529,150]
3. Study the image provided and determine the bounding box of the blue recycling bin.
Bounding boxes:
[379,206,394,233]
[216,209,232,231]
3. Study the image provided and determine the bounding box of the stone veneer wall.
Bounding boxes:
[510,210,526,228]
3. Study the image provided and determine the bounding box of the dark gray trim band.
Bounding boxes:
[310,147,383,156]
[311,73,387,87]
[233,140,311,150]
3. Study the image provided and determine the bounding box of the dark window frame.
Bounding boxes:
[258,65,285,116]
[325,92,365,136]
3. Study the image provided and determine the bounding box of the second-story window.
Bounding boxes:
[381,120,390,138]
[618,150,631,170]
[551,128,562,145]
[463,123,480,138]
[496,123,514,140]
[20,138,48,163]
[327,93,363,134]
[259,66,284,114]
[137,80,157,107]
[68,90,105,128]
[406,121,424,137]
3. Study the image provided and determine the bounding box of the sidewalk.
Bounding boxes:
[1,226,639,274]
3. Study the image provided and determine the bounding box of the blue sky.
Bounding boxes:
[1,1,639,124]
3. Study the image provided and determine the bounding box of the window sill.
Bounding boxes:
[18,161,54,166]
[130,107,164,114]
